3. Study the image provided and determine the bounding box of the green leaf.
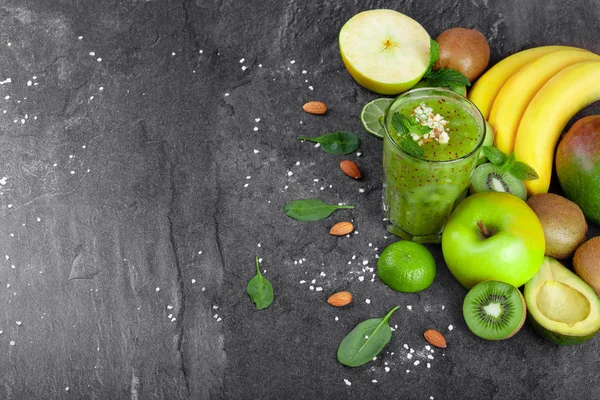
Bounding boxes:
[427,39,440,73]
[337,306,399,367]
[297,131,360,155]
[501,152,516,173]
[283,199,354,222]
[482,146,507,166]
[399,135,424,158]
[424,68,471,87]
[411,123,432,136]
[391,113,408,136]
[509,161,539,180]
[247,257,274,310]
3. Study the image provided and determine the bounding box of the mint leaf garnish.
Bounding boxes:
[482,146,507,166]
[399,135,424,158]
[389,113,426,158]
[391,113,409,136]
[509,161,539,180]
[481,146,539,180]
[424,68,471,87]
[427,39,440,74]
[501,153,516,173]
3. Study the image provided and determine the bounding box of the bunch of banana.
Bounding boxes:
[468,46,600,195]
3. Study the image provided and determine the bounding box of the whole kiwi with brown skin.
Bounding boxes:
[434,27,490,83]
[526,193,587,259]
[573,237,600,297]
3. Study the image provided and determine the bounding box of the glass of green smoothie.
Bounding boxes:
[382,87,485,243]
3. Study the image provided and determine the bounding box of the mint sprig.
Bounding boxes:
[426,38,440,74]
[423,68,471,87]
[482,146,539,180]
[418,38,471,89]
[390,113,424,158]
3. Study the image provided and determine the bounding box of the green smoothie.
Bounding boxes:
[383,88,485,243]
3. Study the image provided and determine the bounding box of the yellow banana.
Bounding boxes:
[514,61,600,195]
[468,46,583,119]
[489,49,600,154]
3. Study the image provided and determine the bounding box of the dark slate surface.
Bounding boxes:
[1,1,599,399]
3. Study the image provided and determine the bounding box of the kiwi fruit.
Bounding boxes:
[463,280,526,340]
[470,163,527,200]
[573,237,600,297]
[434,27,490,82]
[526,193,588,259]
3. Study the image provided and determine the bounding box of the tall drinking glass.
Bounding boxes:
[382,87,485,243]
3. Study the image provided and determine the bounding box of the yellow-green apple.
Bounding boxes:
[339,9,431,95]
[441,192,545,289]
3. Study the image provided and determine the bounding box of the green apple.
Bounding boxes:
[441,192,545,289]
[339,9,431,95]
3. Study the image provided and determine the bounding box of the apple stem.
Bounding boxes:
[477,220,490,238]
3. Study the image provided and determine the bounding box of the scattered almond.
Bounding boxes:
[339,160,361,179]
[330,221,354,236]
[327,291,353,307]
[423,329,447,348]
[302,101,327,115]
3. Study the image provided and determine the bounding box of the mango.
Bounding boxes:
[555,115,600,225]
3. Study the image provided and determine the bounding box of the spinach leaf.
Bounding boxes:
[297,131,360,155]
[247,257,274,310]
[337,306,399,367]
[284,199,354,222]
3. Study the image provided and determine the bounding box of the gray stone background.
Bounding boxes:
[0,0,599,399]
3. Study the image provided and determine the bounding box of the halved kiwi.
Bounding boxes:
[463,280,526,340]
[470,163,527,200]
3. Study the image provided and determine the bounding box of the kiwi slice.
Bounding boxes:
[470,163,527,200]
[463,280,526,340]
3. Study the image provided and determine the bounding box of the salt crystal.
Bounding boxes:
[365,299,371,304]
[407,305,412,311]
[385,367,390,372]
[343,379,351,386]
[448,324,454,331]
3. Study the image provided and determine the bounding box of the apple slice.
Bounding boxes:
[339,9,431,95]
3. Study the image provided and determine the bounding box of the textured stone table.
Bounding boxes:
[0,1,599,399]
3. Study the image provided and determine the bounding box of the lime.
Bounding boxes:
[377,241,436,292]
[360,97,394,139]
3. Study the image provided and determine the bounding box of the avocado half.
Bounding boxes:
[524,257,600,345]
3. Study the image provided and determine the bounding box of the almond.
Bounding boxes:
[327,291,353,307]
[339,160,361,179]
[330,221,354,236]
[423,329,447,349]
[302,101,327,115]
